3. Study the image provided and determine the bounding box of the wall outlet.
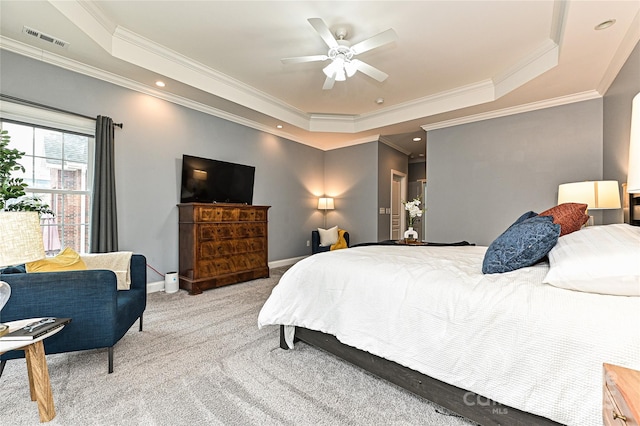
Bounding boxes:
[379,207,385,214]
[306,240,310,247]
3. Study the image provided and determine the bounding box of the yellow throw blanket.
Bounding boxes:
[330,229,348,251]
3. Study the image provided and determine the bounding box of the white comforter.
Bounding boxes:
[258,245,640,426]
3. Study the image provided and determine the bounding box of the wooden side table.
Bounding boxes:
[0,318,66,422]
[603,363,640,426]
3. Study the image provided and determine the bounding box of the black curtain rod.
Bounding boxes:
[0,94,123,128]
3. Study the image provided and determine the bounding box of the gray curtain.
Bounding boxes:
[90,116,118,252]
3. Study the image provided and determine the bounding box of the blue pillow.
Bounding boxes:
[0,265,26,274]
[510,211,538,227]
[482,215,560,274]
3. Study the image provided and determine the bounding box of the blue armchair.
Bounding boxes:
[312,230,350,254]
[0,254,147,374]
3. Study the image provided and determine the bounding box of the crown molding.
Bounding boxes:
[48,0,568,135]
[493,39,559,99]
[0,37,321,148]
[110,26,311,130]
[351,79,496,133]
[421,90,601,132]
[597,10,640,96]
[322,134,381,151]
[378,136,411,156]
[1,35,600,152]
[49,0,114,51]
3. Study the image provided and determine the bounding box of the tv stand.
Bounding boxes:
[178,203,270,295]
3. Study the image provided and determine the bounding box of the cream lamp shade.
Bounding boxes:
[317,197,335,228]
[317,197,335,210]
[627,92,640,193]
[0,211,46,267]
[557,181,621,210]
[0,211,45,337]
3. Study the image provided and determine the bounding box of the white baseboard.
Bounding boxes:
[268,255,307,269]
[147,280,165,294]
[146,256,307,294]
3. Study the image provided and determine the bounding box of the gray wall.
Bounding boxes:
[324,142,379,245]
[426,99,603,246]
[0,50,328,278]
[408,161,426,182]
[376,143,409,240]
[2,38,636,270]
[603,42,640,224]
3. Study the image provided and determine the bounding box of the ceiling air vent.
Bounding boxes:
[22,26,69,49]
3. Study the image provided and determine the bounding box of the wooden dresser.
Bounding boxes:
[178,203,270,295]
[603,363,640,426]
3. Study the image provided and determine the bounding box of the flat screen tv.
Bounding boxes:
[180,154,255,205]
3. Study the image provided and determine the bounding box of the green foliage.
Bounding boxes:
[0,129,53,215]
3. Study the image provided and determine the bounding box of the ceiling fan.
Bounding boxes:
[281,18,397,90]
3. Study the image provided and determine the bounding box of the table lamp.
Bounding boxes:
[557,180,621,224]
[0,211,46,336]
[317,197,335,228]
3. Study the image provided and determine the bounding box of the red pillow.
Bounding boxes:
[538,203,588,236]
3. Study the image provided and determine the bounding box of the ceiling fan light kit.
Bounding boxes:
[282,18,397,90]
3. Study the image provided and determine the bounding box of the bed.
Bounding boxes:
[258,219,640,426]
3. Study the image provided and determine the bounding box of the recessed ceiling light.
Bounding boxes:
[375,98,384,105]
[276,124,283,129]
[155,81,166,87]
[595,19,616,30]
[413,137,421,142]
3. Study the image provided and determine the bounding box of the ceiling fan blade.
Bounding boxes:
[281,55,328,64]
[352,59,389,82]
[322,74,336,90]
[350,28,398,55]
[308,18,339,49]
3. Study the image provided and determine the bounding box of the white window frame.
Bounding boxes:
[0,100,95,253]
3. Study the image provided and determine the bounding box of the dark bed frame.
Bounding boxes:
[278,196,640,425]
[281,326,561,426]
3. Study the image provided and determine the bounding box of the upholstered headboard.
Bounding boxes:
[627,192,640,226]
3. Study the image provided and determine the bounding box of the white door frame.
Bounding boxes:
[390,169,408,239]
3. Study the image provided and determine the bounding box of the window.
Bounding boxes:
[1,103,95,254]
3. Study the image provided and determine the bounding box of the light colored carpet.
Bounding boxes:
[1,267,475,425]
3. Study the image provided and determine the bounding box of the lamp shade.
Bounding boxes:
[627,92,640,193]
[558,181,621,210]
[0,212,46,267]
[317,197,335,210]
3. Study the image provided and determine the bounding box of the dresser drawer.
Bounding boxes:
[235,237,266,253]
[239,208,266,221]
[196,258,234,277]
[197,206,239,222]
[200,238,266,259]
[194,206,267,222]
[199,223,266,241]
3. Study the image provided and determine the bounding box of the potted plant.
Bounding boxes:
[0,129,52,214]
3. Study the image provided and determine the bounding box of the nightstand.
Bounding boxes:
[603,363,640,425]
[0,318,68,422]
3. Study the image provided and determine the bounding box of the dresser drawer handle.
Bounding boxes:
[613,411,627,422]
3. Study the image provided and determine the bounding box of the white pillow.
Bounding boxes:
[318,226,339,247]
[543,224,640,296]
